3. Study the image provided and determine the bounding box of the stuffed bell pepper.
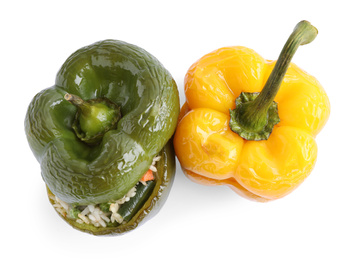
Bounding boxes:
[174,21,330,202]
[25,40,179,235]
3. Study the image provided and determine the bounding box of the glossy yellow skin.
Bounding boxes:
[174,46,330,201]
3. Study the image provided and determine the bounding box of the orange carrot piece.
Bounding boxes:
[140,169,154,182]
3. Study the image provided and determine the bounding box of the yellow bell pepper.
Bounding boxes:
[174,21,330,201]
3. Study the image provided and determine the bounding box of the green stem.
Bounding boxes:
[229,20,318,141]
[64,93,121,145]
[64,93,92,115]
[64,93,84,106]
[253,21,317,113]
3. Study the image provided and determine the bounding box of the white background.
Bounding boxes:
[1,1,360,259]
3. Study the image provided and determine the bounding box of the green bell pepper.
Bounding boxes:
[25,40,179,235]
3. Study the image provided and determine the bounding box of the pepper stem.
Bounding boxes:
[65,93,94,117]
[229,20,318,141]
[65,93,121,145]
[64,93,84,106]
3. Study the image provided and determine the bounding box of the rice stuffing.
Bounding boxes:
[49,156,161,228]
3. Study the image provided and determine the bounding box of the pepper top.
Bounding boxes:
[229,20,318,140]
[64,93,121,145]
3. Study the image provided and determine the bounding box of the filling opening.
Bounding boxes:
[49,156,161,228]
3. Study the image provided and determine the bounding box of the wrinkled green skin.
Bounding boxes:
[25,40,179,233]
